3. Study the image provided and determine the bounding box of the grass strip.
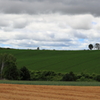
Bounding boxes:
[0,80,100,86]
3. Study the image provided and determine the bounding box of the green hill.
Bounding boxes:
[0,48,100,74]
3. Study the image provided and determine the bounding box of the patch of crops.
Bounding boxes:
[1,84,100,100]
[0,48,100,74]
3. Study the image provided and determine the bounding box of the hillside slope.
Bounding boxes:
[0,48,100,74]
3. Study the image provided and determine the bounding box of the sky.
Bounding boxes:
[0,0,100,50]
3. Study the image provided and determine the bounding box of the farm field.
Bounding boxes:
[0,84,100,100]
[0,48,100,74]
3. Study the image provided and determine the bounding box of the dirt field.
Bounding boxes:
[0,84,100,100]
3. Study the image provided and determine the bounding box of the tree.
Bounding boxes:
[88,44,93,50]
[20,66,30,80]
[95,43,100,50]
[37,47,39,50]
[0,53,16,79]
[3,61,20,80]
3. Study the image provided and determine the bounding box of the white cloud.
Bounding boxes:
[67,14,93,29]
[0,13,100,50]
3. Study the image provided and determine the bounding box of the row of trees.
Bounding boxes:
[0,53,100,81]
[88,43,100,50]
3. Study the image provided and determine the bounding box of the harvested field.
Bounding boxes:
[0,84,100,100]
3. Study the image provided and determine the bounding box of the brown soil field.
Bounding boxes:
[0,84,100,100]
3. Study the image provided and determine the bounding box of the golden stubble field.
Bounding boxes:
[0,84,100,100]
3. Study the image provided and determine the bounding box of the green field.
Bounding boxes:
[0,80,100,86]
[0,48,100,74]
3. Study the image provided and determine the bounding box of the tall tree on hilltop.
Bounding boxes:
[88,44,93,50]
[95,43,100,50]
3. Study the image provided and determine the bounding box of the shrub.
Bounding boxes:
[62,71,77,81]
[94,75,100,82]
[30,70,62,81]
[20,66,30,80]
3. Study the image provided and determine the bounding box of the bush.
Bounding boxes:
[62,71,77,81]
[94,75,100,82]
[30,70,62,81]
[30,71,42,80]
[40,71,56,81]
[20,66,30,80]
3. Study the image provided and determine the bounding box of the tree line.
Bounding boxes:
[0,53,100,82]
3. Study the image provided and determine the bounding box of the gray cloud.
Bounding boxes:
[0,0,100,16]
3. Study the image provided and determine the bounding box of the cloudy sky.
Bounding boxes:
[0,0,100,50]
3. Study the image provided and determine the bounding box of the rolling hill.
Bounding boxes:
[0,48,100,74]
